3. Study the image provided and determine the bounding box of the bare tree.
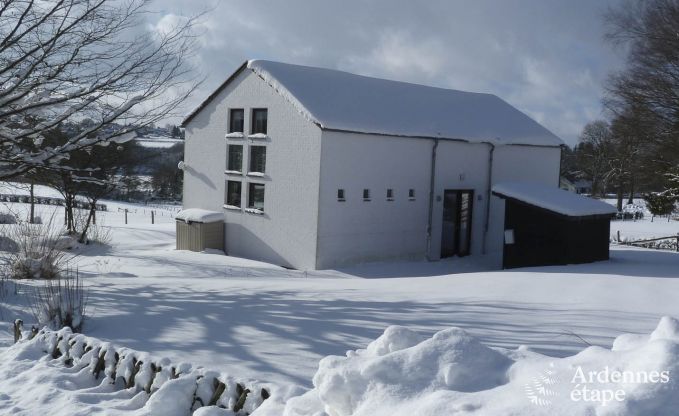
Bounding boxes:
[0,0,201,179]
[575,120,614,197]
[604,0,679,155]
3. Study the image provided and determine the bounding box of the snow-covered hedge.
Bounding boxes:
[15,327,278,415]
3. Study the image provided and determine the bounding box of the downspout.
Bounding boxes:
[425,137,439,260]
[482,142,495,255]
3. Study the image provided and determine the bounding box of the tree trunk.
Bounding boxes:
[616,187,624,212]
[78,206,96,244]
[29,182,35,223]
[627,176,635,204]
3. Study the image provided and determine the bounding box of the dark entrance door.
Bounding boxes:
[441,190,474,258]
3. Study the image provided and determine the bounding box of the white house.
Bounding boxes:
[180,60,567,270]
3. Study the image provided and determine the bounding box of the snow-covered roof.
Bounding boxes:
[492,182,617,217]
[175,209,224,223]
[183,60,563,147]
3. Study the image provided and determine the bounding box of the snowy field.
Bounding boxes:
[1,185,679,415]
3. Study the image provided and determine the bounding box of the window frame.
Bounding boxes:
[229,108,245,133]
[387,189,394,201]
[225,180,242,208]
[337,189,345,201]
[408,189,416,200]
[251,108,268,135]
[226,144,243,173]
[363,189,371,201]
[247,182,265,212]
[248,145,267,174]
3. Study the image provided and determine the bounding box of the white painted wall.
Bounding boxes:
[183,69,322,269]
[316,131,431,269]
[316,133,561,269]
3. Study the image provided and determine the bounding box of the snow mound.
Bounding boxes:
[175,209,224,224]
[281,318,679,416]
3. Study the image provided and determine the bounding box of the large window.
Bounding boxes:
[249,146,266,173]
[227,144,243,172]
[225,180,242,207]
[229,109,244,133]
[248,183,265,211]
[251,109,267,134]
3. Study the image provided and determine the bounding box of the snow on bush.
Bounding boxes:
[3,219,70,279]
[280,318,679,416]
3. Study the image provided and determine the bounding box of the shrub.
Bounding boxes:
[0,212,17,224]
[29,269,88,332]
[2,217,72,279]
[643,192,676,219]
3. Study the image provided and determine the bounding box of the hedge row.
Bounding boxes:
[14,323,272,415]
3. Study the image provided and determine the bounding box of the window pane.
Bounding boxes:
[337,189,345,200]
[226,181,241,206]
[228,145,243,171]
[248,183,265,210]
[249,146,266,173]
[409,189,415,198]
[387,189,394,199]
[229,109,244,133]
[251,109,267,134]
[363,189,370,199]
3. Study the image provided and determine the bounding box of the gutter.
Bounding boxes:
[482,142,495,255]
[425,137,439,260]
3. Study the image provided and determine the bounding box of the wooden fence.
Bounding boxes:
[0,193,107,211]
[616,234,679,252]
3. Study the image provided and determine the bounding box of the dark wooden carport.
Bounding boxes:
[492,183,616,269]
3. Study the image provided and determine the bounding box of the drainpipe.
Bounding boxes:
[482,142,495,255]
[426,137,439,260]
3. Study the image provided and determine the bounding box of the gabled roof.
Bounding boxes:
[492,182,617,217]
[183,60,563,147]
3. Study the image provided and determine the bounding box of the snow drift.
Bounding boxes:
[279,317,679,416]
[3,318,679,415]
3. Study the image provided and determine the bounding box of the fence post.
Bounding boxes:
[124,209,128,225]
[151,210,155,224]
[617,230,621,242]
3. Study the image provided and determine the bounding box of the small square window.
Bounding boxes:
[363,189,370,201]
[229,109,244,133]
[225,180,242,207]
[227,144,243,172]
[248,183,265,211]
[409,189,415,199]
[337,189,345,201]
[251,109,267,134]
[387,189,394,200]
[249,145,266,173]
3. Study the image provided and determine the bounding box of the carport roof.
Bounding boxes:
[492,182,617,217]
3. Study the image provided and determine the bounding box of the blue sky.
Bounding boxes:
[151,0,626,146]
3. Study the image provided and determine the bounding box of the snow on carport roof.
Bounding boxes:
[492,182,617,217]
[246,60,563,146]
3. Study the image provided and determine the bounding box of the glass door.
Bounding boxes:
[441,190,474,258]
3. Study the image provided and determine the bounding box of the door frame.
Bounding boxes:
[440,189,474,258]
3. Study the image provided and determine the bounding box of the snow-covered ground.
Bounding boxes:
[1,185,679,415]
